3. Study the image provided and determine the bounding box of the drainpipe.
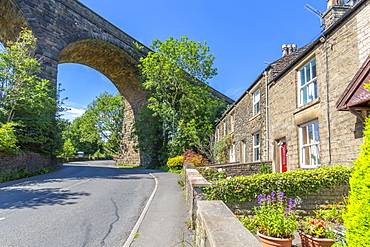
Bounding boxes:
[264,70,269,161]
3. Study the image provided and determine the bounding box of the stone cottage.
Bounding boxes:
[215,0,370,172]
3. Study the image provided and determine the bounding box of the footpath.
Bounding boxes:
[129,171,194,247]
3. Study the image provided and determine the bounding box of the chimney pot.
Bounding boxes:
[282,44,288,57]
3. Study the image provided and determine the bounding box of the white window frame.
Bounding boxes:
[253,132,261,162]
[253,88,261,115]
[298,58,317,106]
[240,139,247,163]
[299,120,320,168]
[223,121,227,137]
[230,142,236,162]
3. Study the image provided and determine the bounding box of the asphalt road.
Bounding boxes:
[0,160,155,247]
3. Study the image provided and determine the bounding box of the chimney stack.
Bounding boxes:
[282,44,297,57]
[323,0,350,30]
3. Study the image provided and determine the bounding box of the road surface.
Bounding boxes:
[0,160,155,247]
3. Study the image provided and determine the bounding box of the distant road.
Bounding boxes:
[0,160,155,247]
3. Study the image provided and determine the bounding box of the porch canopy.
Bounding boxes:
[336,56,370,122]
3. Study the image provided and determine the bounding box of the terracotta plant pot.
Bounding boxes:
[298,230,337,247]
[257,230,293,247]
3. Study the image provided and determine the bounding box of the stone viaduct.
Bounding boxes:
[0,0,233,165]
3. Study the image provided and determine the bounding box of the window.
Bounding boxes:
[223,121,227,136]
[253,88,261,115]
[240,139,247,163]
[298,58,317,106]
[253,132,261,162]
[299,120,320,167]
[230,113,235,132]
[230,142,236,162]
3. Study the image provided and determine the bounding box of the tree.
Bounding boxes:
[0,28,62,155]
[60,138,76,158]
[62,92,125,156]
[0,122,19,152]
[137,36,225,160]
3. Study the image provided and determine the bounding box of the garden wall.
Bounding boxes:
[0,152,56,173]
[228,185,349,217]
[184,164,261,246]
[202,162,272,177]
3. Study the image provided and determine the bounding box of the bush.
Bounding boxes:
[183,150,210,167]
[203,165,353,203]
[0,123,19,152]
[344,117,370,246]
[166,156,183,169]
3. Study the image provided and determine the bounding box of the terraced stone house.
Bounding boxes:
[215,0,370,172]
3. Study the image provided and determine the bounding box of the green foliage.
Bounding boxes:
[344,117,370,246]
[132,104,168,168]
[239,216,259,233]
[203,165,353,203]
[254,192,298,238]
[166,156,183,169]
[259,163,272,174]
[0,166,56,183]
[213,134,232,163]
[61,92,124,156]
[183,150,210,167]
[60,138,75,157]
[198,167,227,181]
[0,122,19,152]
[137,36,225,161]
[0,28,63,155]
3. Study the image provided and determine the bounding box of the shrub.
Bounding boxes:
[166,156,183,169]
[183,150,210,167]
[344,117,370,246]
[202,165,353,203]
[0,123,19,152]
[259,163,272,174]
[198,167,227,181]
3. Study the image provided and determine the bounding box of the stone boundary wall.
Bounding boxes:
[202,161,273,177]
[184,163,261,246]
[0,152,56,173]
[228,185,349,218]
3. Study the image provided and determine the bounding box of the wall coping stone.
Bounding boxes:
[197,200,261,247]
[186,168,212,187]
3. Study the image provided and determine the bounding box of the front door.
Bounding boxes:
[280,142,287,172]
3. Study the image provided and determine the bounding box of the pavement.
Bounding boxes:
[129,170,194,247]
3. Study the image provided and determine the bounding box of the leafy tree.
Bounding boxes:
[60,138,76,157]
[0,28,62,155]
[137,36,225,160]
[62,92,124,156]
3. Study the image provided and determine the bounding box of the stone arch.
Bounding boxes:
[57,38,148,165]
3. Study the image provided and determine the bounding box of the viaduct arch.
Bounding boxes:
[0,0,233,165]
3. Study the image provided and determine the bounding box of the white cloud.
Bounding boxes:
[61,106,85,121]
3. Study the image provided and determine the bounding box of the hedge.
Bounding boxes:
[202,165,353,203]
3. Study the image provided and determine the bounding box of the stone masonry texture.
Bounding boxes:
[0,0,232,166]
[215,1,370,171]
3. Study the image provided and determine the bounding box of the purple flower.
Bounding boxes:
[288,198,294,210]
[258,194,267,204]
[270,191,276,202]
[278,192,284,202]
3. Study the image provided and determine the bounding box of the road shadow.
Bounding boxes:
[0,162,169,210]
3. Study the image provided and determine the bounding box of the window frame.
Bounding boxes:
[253,88,261,115]
[253,132,261,162]
[298,58,317,106]
[299,120,320,168]
[240,139,247,163]
[230,142,236,162]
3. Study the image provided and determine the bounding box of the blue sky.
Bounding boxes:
[58,0,328,120]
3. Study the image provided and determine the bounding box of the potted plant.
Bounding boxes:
[299,218,337,247]
[254,191,298,247]
[299,202,346,247]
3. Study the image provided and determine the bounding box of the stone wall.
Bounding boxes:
[183,164,261,247]
[228,186,349,218]
[0,152,56,173]
[202,162,272,178]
